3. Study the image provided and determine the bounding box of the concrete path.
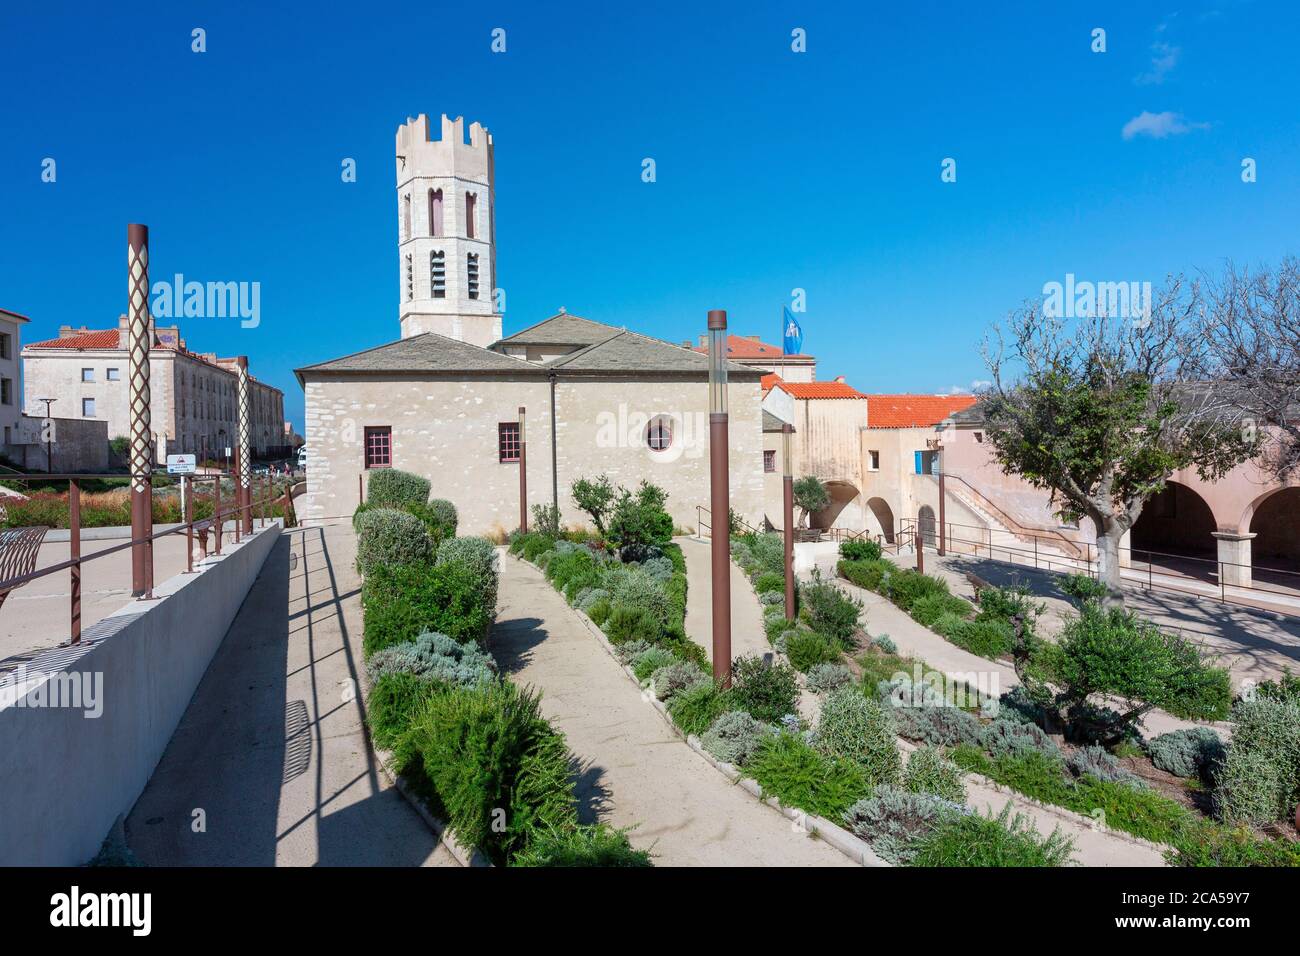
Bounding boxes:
[679,536,771,662]
[125,519,459,866]
[492,554,855,866]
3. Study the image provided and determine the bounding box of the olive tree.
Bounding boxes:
[980,276,1252,605]
[792,476,830,528]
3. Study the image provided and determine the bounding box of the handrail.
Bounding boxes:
[695,504,759,538]
[928,473,1084,559]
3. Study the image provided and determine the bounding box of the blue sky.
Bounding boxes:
[2,0,1297,427]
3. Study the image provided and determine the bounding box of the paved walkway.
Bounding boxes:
[492,554,854,866]
[679,536,771,662]
[125,520,458,866]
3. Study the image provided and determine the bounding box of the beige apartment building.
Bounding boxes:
[22,316,287,464]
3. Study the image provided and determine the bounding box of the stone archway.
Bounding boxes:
[813,481,864,531]
[866,497,896,543]
[1249,487,1300,578]
[1130,481,1218,582]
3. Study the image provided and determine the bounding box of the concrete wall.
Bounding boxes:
[0,521,280,866]
[4,414,108,472]
[299,373,766,536]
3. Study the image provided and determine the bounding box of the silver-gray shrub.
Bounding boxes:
[871,634,898,655]
[1146,727,1226,779]
[614,639,652,664]
[1213,696,1300,826]
[638,556,674,582]
[701,710,773,767]
[816,687,901,785]
[1066,745,1146,790]
[436,535,498,608]
[578,587,611,612]
[649,662,709,701]
[605,565,672,625]
[889,704,983,747]
[980,717,1060,759]
[366,630,496,688]
[631,646,677,678]
[902,745,967,802]
[806,662,854,694]
[842,785,968,865]
[355,507,431,576]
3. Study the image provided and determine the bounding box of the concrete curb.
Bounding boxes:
[514,553,891,868]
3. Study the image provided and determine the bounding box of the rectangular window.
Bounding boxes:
[430,250,446,298]
[364,426,392,469]
[498,422,520,463]
[82,397,96,417]
[81,368,95,382]
[107,367,121,381]
[466,193,477,239]
[405,254,413,301]
[467,253,479,300]
[868,450,880,471]
[0,378,11,405]
[0,333,10,360]
[763,449,776,473]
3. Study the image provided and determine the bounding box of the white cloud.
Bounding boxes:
[1121,110,1210,140]
[1136,40,1180,84]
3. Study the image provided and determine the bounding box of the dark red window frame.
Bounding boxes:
[498,422,520,463]
[364,426,392,469]
[763,449,776,473]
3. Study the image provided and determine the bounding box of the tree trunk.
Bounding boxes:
[1095,521,1125,608]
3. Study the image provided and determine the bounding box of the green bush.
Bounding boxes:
[979,717,1060,760]
[975,584,1045,629]
[764,615,795,643]
[799,572,862,644]
[701,710,773,766]
[588,598,612,627]
[871,634,898,655]
[362,561,494,656]
[890,703,984,747]
[910,804,1074,867]
[545,546,597,593]
[437,535,499,609]
[631,646,677,683]
[731,655,800,722]
[355,507,432,576]
[1146,728,1226,780]
[512,532,555,560]
[806,662,854,694]
[367,630,497,688]
[606,481,673,559]
[605,603,661,645]
[838,558,893,592]
[815,687,901,785]
[754,572,785,594]
[1066,745,1146,789]
[748,732,871,819]
[839,538,883,562]
[885,569,950,611]
[942,617,1015,659]
[1214,695,1300,826]
[408,681,575,864]
[368,672,442,753]
[606,565,672,625]
[1253,669,1300,705]
[902,745,967,802]
[648,662,709,702]
[909,592,974,628]
[745,533,787,576]
[511,824,652,867]
[668,681,735,736]
[1059,572,1108,606]
[366,468,431,510]
[784,631,842,672]
[660,631,710,670]
[842,785,964,865]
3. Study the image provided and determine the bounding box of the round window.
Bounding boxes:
[646,415,674,452]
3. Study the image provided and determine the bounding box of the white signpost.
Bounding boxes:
[168,455,197,521]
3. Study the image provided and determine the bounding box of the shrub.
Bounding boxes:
[885,569,950,611]
[366,468,430,510]
[606,481,673,559]
[606,566,672,625]
[437,536,499,608]
[408,682,575,864]
[806,662,854,694]
[701,710,773,767]
[842,785,965,865]
[840,537,883,562]
[588,598,612,627]
[995,686,1046,726]
[511,824,652,868]
[1060,572,1108,606]
[910,805,1075,867]
[764,615,794,644]
[785,631,842,672]
[838,558,892,593]
[516,532,557,561]
[545,547,597,592]
[890,704,983,748]
[909,592,974,628]
[570,474,617,537]
[362,561,494,655]
[630,646,677,682]
[799,572,863,644]
[578,587,611,612]
[1066,745,1145,789]
[367,630,497,688]
[659,632,710,671]
[1147,728,1227,780]
[648,662,709,702]
[605,603,661,645]
[754,572,785,594]
[1214,695,1300,826]
[980,717,1060,760]
[368,672,440,752]
[871,634,898,655]
[731,655,800,723]
[746,534,786,576]
[816,687,901,786]
[748,732,871,819]
[975,584,1045,629]
[613,639,651,665]
[668,681,735,736]
[355,507,431,576]
[942,617,1015,659]
[1253,669,1300,705]
[529,503,561,537]
[903,745,967,802]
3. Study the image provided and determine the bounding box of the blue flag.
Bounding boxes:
[783,306,803,355]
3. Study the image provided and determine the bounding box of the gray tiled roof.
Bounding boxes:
[493,313,617,347]
[549,329,761,377]
[762,409,791,432]
[295,332,537,381]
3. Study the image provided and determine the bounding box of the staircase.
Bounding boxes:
[938,476,1086,569]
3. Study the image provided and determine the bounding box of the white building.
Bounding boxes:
[0,307,27,446]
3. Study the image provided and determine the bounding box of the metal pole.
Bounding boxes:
[782,424,795,621]
[127,223,153,598]
[518,405,528,533]
[69,478,81,644]
[214,475,223,555]
[236,356,252,534]
[707,309,732,686]
[184,475,194,573]
[231,448,242,544]
[937,471,946,556]
[915,530,924,575]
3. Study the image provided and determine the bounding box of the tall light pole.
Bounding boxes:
[707,309,731,686]
[518,405,528,533]
[37,398,56,473]
[782,423,795,621]
[127,223,154,598]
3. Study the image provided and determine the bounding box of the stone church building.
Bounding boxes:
[296,115,765,537]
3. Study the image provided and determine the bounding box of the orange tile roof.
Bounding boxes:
[26,329,122,349]
[694,335,811,360]
[866,394,977,428]
[769,379,866,400]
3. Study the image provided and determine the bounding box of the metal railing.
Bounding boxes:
[925,473,1086,560]
[886,515,1300,616]
[695,504,760,539]
[0,472,294,648]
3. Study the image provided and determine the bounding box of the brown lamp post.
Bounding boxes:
[782,423,796,620]
[518,405,528,533]
[707,309,731,686]
[127,223,154,598]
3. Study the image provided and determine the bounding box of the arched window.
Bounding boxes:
[465,192,477,239]
[428,188,443,237]
[646,415,673,452]
[402,194,412,241]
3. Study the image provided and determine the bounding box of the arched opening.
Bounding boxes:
[813,481,863,531]
[918,505,936,547]
[867,497,895,543]
[428,188,443,237]
[1130,481,1218,581]
[1249,488,1300,587]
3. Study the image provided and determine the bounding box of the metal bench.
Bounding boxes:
[0,526,49,611]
